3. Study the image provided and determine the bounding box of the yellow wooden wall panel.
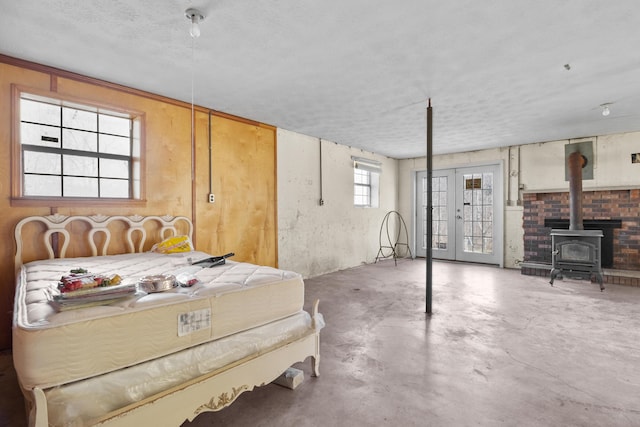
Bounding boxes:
[201,116,277,267]
[0,63,53,349]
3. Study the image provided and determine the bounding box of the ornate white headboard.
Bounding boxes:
[14,214,193,270]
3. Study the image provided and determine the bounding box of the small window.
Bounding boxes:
[13,87,143,203]
[354,168,372,206]
[352,157,380,208]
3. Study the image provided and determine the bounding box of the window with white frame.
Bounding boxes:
[14,88,142,201]
[354,168,371,206]
[353,156,380,208]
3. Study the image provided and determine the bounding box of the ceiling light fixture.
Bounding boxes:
[185,8,205,38]
[185,7,205,190]
[600,103,611,117]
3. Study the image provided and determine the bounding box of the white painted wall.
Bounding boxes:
[277,128,639,275]
[397,131,640,269]
[520,132,640,192]
[277,129,398,278]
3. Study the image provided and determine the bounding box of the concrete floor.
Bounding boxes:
[2,259,640,426]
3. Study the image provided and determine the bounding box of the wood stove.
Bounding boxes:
[549,150,604,290]
[550,229,604,290]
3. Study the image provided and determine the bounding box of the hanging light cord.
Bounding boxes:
[190,36,196,182]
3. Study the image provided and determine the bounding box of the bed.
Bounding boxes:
[12,214,323,426]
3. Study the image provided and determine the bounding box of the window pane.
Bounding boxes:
[355,195,368,205]
[21,99,60,126]
[132,119,141,157]
[24,175,61,196]
[24,151,61,174]
[62,129,97,152]
[63,107,97,131]
[132,163,141,198]
[354,168,373,206]
[100,114,130,136]
[19,91,139,201]
[100,134,131,156]
[20,123,61,147]
[354,184,370,206]
[354,169,370,184]
[100,178,129,198]
[64,176,98,197]
[355,185,370,197]
[100,158,129,179]
[63,155,98,177]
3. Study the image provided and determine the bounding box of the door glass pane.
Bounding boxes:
[430,176,448,250]
[461,172,494,254]
[421,177,427,250]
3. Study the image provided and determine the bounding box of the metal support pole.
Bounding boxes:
[426,99,433,315]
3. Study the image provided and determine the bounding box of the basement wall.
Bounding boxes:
[398,131,640,269]
[277,129,398,278]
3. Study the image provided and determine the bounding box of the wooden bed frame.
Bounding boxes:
[13,214,321,427]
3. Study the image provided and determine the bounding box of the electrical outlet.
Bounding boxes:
[319,199,324,206]
[208,193,215,203]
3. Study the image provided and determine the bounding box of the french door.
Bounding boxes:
[416,164,503,265]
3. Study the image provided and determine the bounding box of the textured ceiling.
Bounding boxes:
[1,0,639,158]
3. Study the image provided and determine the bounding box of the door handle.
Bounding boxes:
[456,215,462,220]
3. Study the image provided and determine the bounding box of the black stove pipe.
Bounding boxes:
[568,150,586,231]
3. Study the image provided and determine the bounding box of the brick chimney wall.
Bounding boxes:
[523,189,640,270]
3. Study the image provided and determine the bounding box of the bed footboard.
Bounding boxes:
[27,302,322,427]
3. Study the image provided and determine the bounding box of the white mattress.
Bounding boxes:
[45,311,322,427]
[13,251,304,390]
